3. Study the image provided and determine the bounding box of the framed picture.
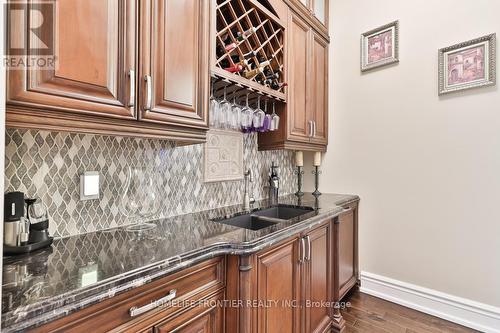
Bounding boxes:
[361,20,399,72]
[438,33,496,95]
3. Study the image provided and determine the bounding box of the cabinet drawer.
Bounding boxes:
[153,291,224,333]
[32,257,225,333]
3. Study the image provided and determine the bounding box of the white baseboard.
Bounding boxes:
[360,271,500,333]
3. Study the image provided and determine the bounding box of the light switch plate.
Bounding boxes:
[80,171,100,201]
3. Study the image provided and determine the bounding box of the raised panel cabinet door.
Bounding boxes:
[338,209,356,298]
[139,0,209,129]
[257,239,302,333]
[310,32,328,145]
[7,0,136,119]
[287,11,311,142]
[304,224,332,333]
[154,292,224,333]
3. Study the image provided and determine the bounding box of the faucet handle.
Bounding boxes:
[245,169,253,182]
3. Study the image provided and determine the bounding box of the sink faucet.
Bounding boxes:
[243,169,255,211]
[269,162,280,205]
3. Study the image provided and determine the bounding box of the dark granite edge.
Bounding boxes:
[2,195,360,332]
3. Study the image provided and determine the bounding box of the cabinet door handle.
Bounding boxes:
[308,121,313,138]
[144,75,152,111]
[313,121,317,138]
[299,237,306,263]
[129,289,177,317]
[305,235,311,261]
[128,70,135,107]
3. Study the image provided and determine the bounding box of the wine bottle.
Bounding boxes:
[243,50,257,59]
[243,67,264,79]
[219,55,242,69]
[258,60,271,68]
[240,59,253,70]
[225,42,237,52]
[224,64,244,73]
[236,27,258,41]
[271,82,287,90]
[264,73,279,81]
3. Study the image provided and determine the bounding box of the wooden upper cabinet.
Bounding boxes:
[291,0,329,30]
[139,0,209,129]
[6,0,209,143]
[259,7,329,151]
[288,12,311,142]
[312,0,327,26]
[7,0,136,119]
[310,32,328,145]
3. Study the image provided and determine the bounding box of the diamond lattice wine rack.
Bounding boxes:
[212,0,286,102]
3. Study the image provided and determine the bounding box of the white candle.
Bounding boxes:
[295,151,304,167]
[313,152,322,167]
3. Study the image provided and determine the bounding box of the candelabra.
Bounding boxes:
[294,166,304,198]
[312,166,322,197]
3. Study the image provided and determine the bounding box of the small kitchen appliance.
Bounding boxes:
[3,192,53,255]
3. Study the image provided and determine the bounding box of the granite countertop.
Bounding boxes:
[1,193,359,332]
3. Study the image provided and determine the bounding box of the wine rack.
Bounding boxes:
[212,0,286,102]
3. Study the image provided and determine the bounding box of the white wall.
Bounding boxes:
[305,0,500,307]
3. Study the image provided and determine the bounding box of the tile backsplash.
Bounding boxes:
[5,129,295,238]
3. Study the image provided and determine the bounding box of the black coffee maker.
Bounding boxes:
[3,193,53,255]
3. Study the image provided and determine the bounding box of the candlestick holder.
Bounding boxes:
[294,166,304,198]
[312,166,322,197]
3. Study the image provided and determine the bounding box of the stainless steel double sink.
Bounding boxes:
[212,205,315,231]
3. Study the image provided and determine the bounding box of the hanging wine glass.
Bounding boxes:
[270,101,280,131]
[121,166,161,232]
[261,99,272,132]
[209,82,218,128]
[231,91,242,130]
[218,86,231,129]
[253,96,265,132]
[241,93,252,133]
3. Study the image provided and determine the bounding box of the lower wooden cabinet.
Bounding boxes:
[153,291,224,333]
[29,203,359,333]
[303,224,332,333]
[334,203,359,302]
[31,257,225,333]
[256,238,302,333]
[227,220,334,333]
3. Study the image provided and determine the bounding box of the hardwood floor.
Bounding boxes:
[341,290,479,333]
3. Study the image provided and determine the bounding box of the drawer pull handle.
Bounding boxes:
[305,235,311,261]
[129,289,177,317]
[299,237,306,263]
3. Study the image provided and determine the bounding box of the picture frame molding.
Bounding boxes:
[438,33,496,95]
[361,20,400,72]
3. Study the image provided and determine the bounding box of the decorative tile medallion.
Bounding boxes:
[204,129,243,183]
